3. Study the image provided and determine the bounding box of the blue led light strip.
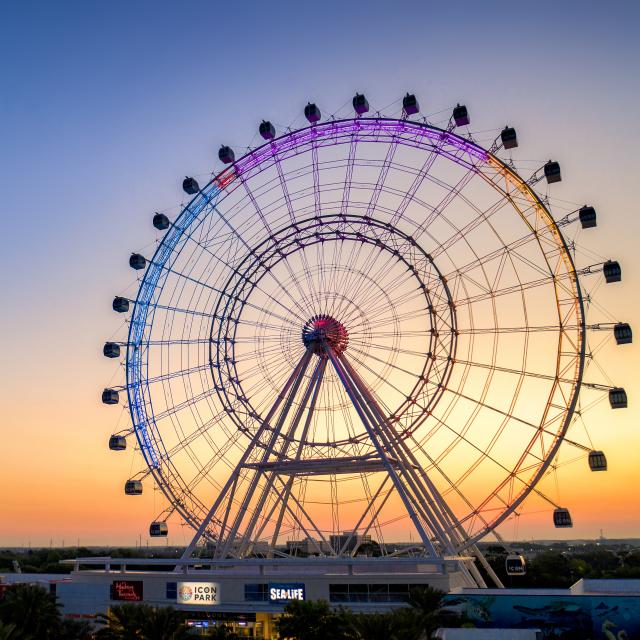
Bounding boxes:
[126,183,221,469]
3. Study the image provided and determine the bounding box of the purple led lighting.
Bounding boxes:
[232,118,488,179]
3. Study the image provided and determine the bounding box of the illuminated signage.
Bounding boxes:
[186,620,210,628]
[177,582,220,605]
[269,583,305,602]
[111,580,143,601]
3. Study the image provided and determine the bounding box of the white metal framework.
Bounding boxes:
[104,102,628,588]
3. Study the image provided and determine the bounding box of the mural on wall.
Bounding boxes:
[447,594,639,639]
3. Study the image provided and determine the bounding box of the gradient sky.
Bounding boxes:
[1,0,639,547]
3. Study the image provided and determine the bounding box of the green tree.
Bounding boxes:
[622,550,640,568]
[275,600,355,640]
[95,603,190,640]
[0,584,60,639]
[0,621,25,640]
[388,607,422,640]
[524,551,574,588]
[58,618,93,640]
[573,547,621,577]
[408,586,468,636]
[206,623,238,639]
[95,603,146,639]
[350,612,399,640]
[140,606,191,640]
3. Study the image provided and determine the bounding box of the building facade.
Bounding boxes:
[50,556,469,637]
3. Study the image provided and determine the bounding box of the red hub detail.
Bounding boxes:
[302,315,349,356]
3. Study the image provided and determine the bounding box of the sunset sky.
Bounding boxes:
[1,0,639,547]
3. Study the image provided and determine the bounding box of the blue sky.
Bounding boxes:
[1,0,639,544]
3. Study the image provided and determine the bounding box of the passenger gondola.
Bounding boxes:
[505,554,526,576]
[553,508,573,528]
[109,435,127,451]
[124,479,143,495]
[403,93,419,116]
[588,450,607,471]
[150,522,168,536]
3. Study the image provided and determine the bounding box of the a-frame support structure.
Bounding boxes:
[180,320,503,588]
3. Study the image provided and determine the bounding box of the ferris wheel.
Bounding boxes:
[103,93,629,587]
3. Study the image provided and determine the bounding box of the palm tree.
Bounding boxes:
[206,624,238,639]
[388,607,422,640]
[94,603,146,639]
[58,618,93,640]
[350,612,397,640]
[407,586,468,636]
[95,603,191,640]
[0,584,59,639]
[140,606,191,640]
[275,600,355,640]
[0,621,24,640]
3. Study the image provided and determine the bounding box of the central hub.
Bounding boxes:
[302,314,349,356]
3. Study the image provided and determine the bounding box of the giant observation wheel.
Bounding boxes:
[103,94,629,587]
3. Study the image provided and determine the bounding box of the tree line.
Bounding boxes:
[483,544,640,588]
[3,545,640,583]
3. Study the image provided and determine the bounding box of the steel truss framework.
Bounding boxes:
[108,115,625,588]
[181,335,502,588]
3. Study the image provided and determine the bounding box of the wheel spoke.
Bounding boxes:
[115,117,599,572]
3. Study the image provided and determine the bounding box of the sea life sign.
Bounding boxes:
[269,583,306,603]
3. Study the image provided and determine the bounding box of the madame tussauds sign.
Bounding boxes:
[177,582,220,605]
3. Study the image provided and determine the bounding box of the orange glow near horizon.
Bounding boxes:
[2,236,638,548]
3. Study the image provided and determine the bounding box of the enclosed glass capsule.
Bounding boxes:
[588,450,607,471]
[544,161,561,184]
[500,126,518,149]
[153,212,170,230]
[129,253,146,270]
[505,554,526,576]
[150,522,168,537]
[218,146,235,164]
[614,322,632,344]
[553,507,573,528]
[453,104,470,127]
[352,93,369,115]
[609,387,627,409]
[603,260,622,283]
[112,296,129,313]
[102,388,119,405]
[403,93,419,116]
[103,342,121,358]
[109,435,127,451]
[578,205,597,229]
[259,120,275,140]
[304,102,321,123]
[182,176,200,194]
[125,479,143,495]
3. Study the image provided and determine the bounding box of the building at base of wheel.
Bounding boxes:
[4,561,640,639]
[56,556,472,637]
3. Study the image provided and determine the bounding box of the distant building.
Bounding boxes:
[329,532,372,554]
[285,538,326,555]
